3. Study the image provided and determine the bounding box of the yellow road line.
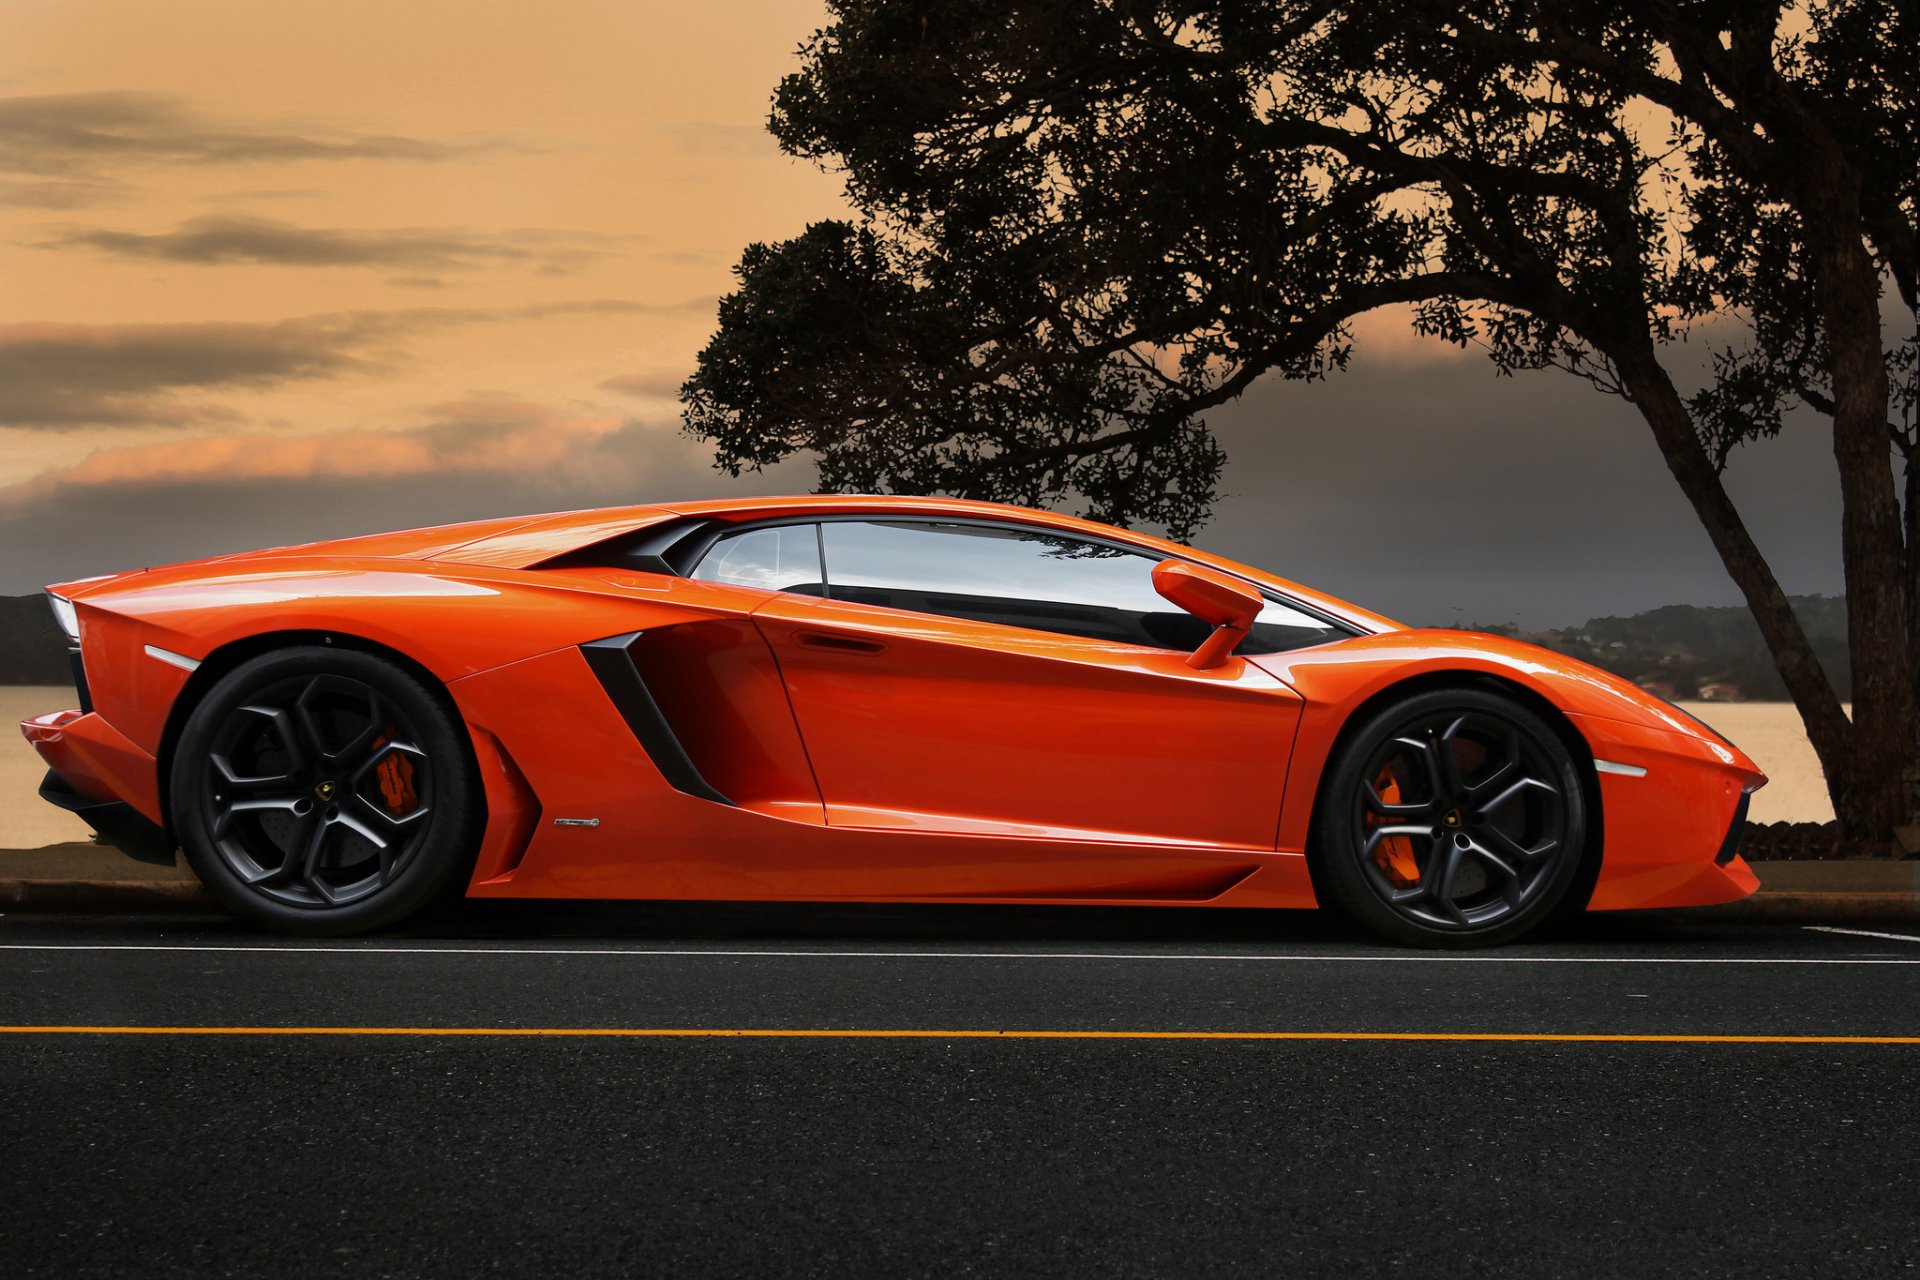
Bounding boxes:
[0,1026,1917,1044]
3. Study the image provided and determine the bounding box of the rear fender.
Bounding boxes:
[72,562,778,744]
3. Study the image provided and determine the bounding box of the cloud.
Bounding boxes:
[197,189,322,203]
[0,401,818,591]
[655,121,779,158]
[0,319,375,428]
[45,215,614,274]
[0,91,477,178]
[453,297,710,321]
[0,299,689,429]
[8,397,629,492]
[600,370,690,398]
[647,247,716,266]
[0,176,129,209]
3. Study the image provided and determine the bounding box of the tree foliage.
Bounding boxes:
[687,1,1912,533]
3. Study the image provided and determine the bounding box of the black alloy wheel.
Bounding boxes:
[1311,687,1587,948]
[171,646,482,936]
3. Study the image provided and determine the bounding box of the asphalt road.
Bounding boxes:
[3,904,1918,1278]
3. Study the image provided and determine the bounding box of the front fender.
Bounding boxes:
[1252,630,1766,910]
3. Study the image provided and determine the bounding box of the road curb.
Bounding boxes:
[1653,893,1918,924]
[0,879,213,911]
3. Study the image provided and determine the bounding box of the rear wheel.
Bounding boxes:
[1309,687,1587,948]
[170,646,483,936]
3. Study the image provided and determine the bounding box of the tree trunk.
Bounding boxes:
[1619,7,1917,851]
[1801,156,1918,855]
[1605,342,1862,825]
[1906,444,1920,853]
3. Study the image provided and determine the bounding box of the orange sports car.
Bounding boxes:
[21,495,1764,946]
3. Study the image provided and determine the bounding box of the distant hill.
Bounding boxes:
[0,594,72,685]
[0,589,1852,700]
[1457,595,1850,702]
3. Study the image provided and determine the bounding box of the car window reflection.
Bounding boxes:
[819,521,1343,654]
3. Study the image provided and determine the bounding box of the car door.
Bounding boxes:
[733,518,1310,851]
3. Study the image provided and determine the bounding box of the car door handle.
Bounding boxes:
[796,630,887,655]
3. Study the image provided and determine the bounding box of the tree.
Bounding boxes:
[683,0,1918,853]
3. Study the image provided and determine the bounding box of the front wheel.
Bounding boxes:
[1309,687,1587,948]
[170,646,483,936]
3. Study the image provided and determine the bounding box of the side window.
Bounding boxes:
[1243,600,1350,655]
[689,524,825,594]
[817,520,1345,652]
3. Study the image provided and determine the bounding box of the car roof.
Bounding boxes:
[53,494,1402,636]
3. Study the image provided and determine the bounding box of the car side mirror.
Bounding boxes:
[1150,559,1264,670]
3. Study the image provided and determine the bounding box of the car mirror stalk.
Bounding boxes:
[1150,559,1264,670]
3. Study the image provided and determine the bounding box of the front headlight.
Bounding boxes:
[45,592,79,644]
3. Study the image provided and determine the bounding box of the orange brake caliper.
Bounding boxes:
[370,730,418,817]
[1369,766,1421,888]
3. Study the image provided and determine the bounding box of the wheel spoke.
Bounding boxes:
[233,704,309,773]
[298,812,331,882]
[239,809,319,885]
[310,872,350,906]
[297,677,386,766]
[213,796,304,840]
[1428,842,1470,924]
[353,791,431,833]
[1364,736,1446,816]
[330,808,390,851]
[1460,727,1522,798]
[1478,822,1558,864]
[1398,735,1445,799]
[327,694,385,766]
[287,679,336,763]
[1365,778,1437,817]
[1362,824,1435,861]
[209,752,302,799]
[1474,775,1557,823]
[1435,718,1471,797]
[1462,836,1519,882]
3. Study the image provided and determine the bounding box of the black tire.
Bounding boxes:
[169,646,483,937]
[1309,687,1587,948]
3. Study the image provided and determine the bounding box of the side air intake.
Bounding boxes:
[1715,791,1752,865]
[579,633,733,806]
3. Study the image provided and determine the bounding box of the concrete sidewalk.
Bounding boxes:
[0,842,206,910]
[0,842,1913,922]
[1687,858,1919,922]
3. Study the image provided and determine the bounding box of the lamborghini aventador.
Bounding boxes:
[21,495,1764,945]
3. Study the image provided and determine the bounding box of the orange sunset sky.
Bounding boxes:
[0,0,1845,626]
